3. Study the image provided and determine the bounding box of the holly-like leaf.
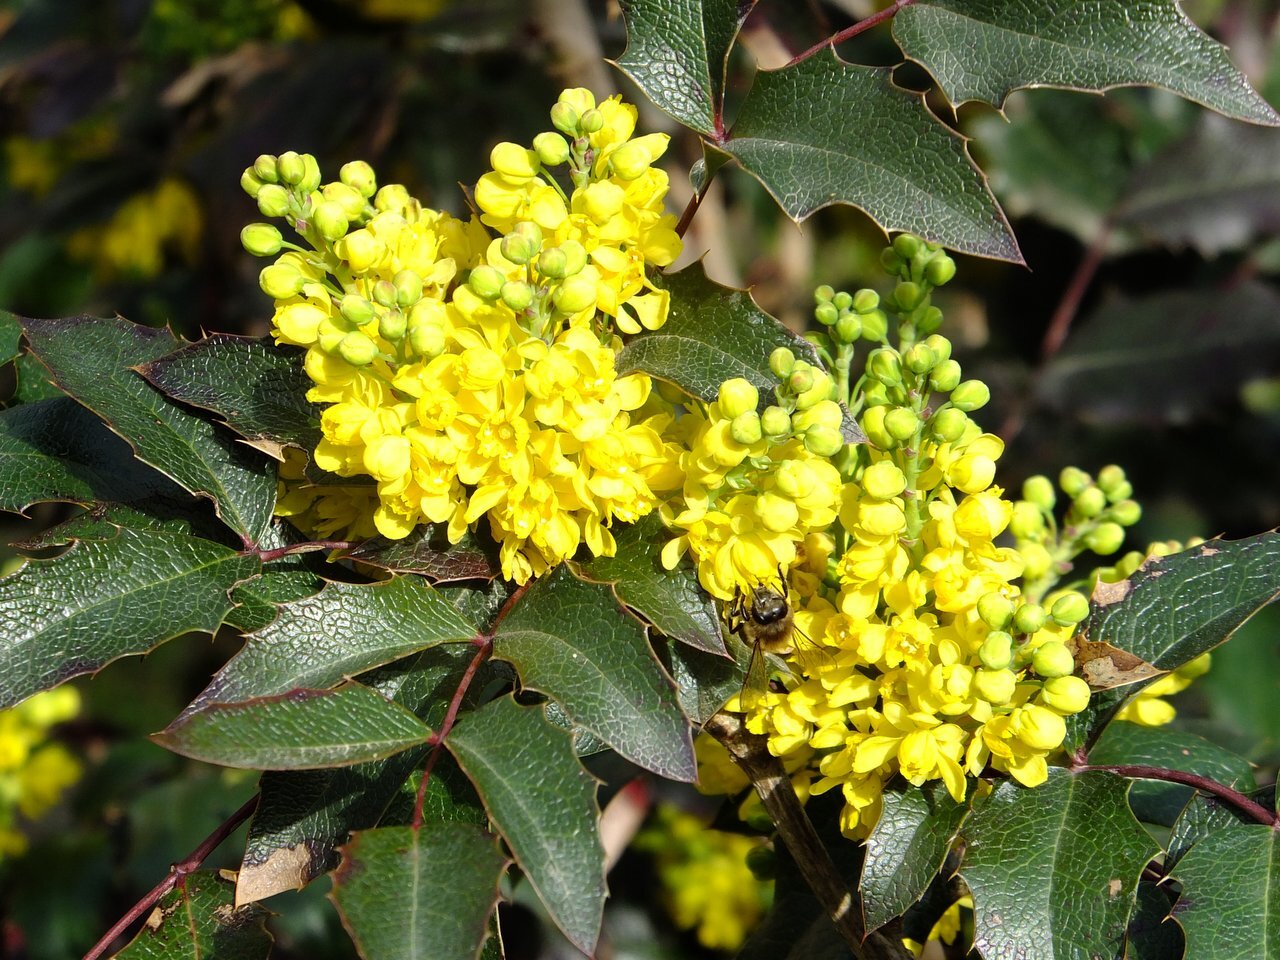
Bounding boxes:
[332,823,506,960]
[0,397,183,514]
[0,530,259,709]
[224,561,325,634]
[0,310,20,366]
[1167,784,1276,871]
[1170,822,1280,959]
[613,0,755,137]
[660,632,745,725]
[860,782,968,933]
[717,53,1019,262]
[16,498,229,549]
[342,526,499,582]
[139,335,320,452]
[1126,881,1184,960]
[1089,720,1255,827]
[959,769,1158,960]
[572,514,725,656]
[893,0,1280,125]
[493,565,694,781]
[12,352,65,403]
[21,316,276,543]
[154,683,434,769]
[617,261,821,404]
[446,696,605,955]
[190,576,477,711]
[110,871,272,960]
[1066,532,1280,751]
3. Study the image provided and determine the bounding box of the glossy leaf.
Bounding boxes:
[0,397,182,514]
[342,526,499,582]
[191,576,477,710]
[894,0,1279,125]
[660,632,745,725]
[1166,784,1276,871]
[331,823,507,960]
[16,497,228,549]
[1171,823,1280,959]
[860,782,968,932]
[617,261,821,404]
[572,514,725,656]
[140,334,320,452]
[0,310,19,365]
[21,315,276,542]
[1126,881,1183,960]
[154,683,434,769]
[719,54,1019,261]
[447,696,605,955]
[494,565,693,781]
[223,561,326,634]
[613,0,753,136]
[1067,531,1280,751]
[0,530,259,709]
[111,871,272,960]
[959,769,1158,960]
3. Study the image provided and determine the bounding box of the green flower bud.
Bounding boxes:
[867,349,902,386]
[393,269,423,307]
[930,406,968,442]
[560,240,588,277]
[928,358,961,392]
[338,331,378,366]
[950,379,990,411]
[532,131,570,167]
[761,405,792,439]
[862,460,907,500]
[1020,542,1054,582]
[240,223,283,257]
[468,265,505,300]
[538,246,569,279]
[719,378,760,419]
[894,280,925,311]
[1013,602,1047,635]
[791,399,842,434]
[979,630,1014,670]
[409,322,446,358]
[1014,705,1067,751]
[903,343,935,375]
[860,405,895,450]
[1073,486,1107,519]
[1022,475,1056,511]
[553,275,597,314]
[788,364,814,394]
[1039,675,1091,715]
[378,308,406,341]
[1059,466,1092,497]
[313,201,350,241]
[853,288,880,314]
[321,182,366,221]
[884,406,919,441]
[550,101,579,135]
[745,844,777,881]
[501,231,538,265]
[917,306,944,335]
[277,151,306,185]
[1097,464,1127,494]
[1050,592,1090,626]
[500,280,533,312]
[861,309,889,341]
[730,410,763,445]
[1106,480,1134,502]
[804,424,844,457]
[1084,522,1126,556]
[974,668,1017,705]
[372,279,398,308]
[580,108,604,133]
[880,246,904,275]
[259,261,304,299]
[339,160,377,198]
[256,184,290,218]
[1032,640,1075,679]
[298,154,322,194]
[1109,499,1142,527]
[923,334,951,361]
[253,154,279,184]
[240,168,265,198]
[340,294,376,326]
[924,255,956,286]
[834,313,862,344]
[814,284,835,303]
[977,593,1014,631]
[769,347,796,379]
[893,234,922,261]
[832,290,853,312]
[814,302,839,326]
[1009,502,1045,540]
[374,184,412,213]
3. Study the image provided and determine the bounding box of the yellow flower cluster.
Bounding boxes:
[1115,653,1212,727]
[0,687,82,858]
[246,90,684,581]
[67,177,201,280]
[633,804,772,952]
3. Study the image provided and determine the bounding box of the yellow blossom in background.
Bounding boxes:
[0,687,82,859]
[1115,653,1212,727]
[67,178,202,281]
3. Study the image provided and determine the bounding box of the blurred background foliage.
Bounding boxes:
[0,1,1278,957]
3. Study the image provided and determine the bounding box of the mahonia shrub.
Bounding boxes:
[2,3,1280,959]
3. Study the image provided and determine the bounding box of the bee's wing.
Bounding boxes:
[738,640,770,713]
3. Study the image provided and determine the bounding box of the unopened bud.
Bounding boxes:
[256,184,290,218]
[977,593,1014,631]
[1109,500,1142,527]
[338,331,378,366]
[979,631,1014,670]
[1073,487,1107,519]
[500,280,533,312]
[409,323,446,358]
[950,380,990,411]
[1032,640,1075,678]
[1059,466,1092,497]
[925,255,956,286]
[1013,602,1047,636]
[718,378,759,419]
[277,150,306,185]
[834,313,862,343]
[769,347,796,379]
[468,265,505,300]
[393,269,423,307]
[340,160,377,198]
[1050,592,1090,626]
[1039,676,1091,714]
[761,405,792,439]
[340,294,376,326]
[903,343,935,375]
[862,461,906,500]
[1022,475,1056,511]
[240,223,283,257]
[929,359,961,392]
[378,309,406,341]
[553,275,597,314]
[253,154,280,184]
[1084,522,1126,556]
[930,407,968,442]
[313,201,349,241]
[884,407,919,441]
[550,101,579,135]
[730,411,763,445]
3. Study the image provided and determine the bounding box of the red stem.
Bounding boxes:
[786,0,918,67]
[1078,763,1277,827]
[82,795,259,960]
[252,539,358,563]
[675,190,704,239]
[1040,219,1112,363]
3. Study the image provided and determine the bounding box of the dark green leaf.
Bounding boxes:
[191,576,477,709]
[110,871,272,960]
[1089,721,1255,826]
[1126,881,1183,960]
[860,782,968,932]
[154,683,434,769]
[572,514,725,656]
[0,311,19,366]
[12,352,65,403]
[342,525,499,582]
[493,565,694,781]
[139,335,320,451]
[331,823,507,960]
[16,497,229,548]
[959,769,1158,960]
[660,632,744,725]
[21,315,276,542]
[0,529,259,709]
[614,0,754,136]
[379,754,487,829]
[1170,823,1280,958]
[1167,784,1276,871]
[0,397,182,513]
[617,261,822,404]
[224,561,325,633]
[1067,532,1280,751]
[894,0,1280,124]
[237,646,486,903]
[718,54,1019,261]
[447,696,605,955]
[1038,283,1280,423]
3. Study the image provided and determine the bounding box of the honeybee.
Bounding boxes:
[728,576,800,713]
